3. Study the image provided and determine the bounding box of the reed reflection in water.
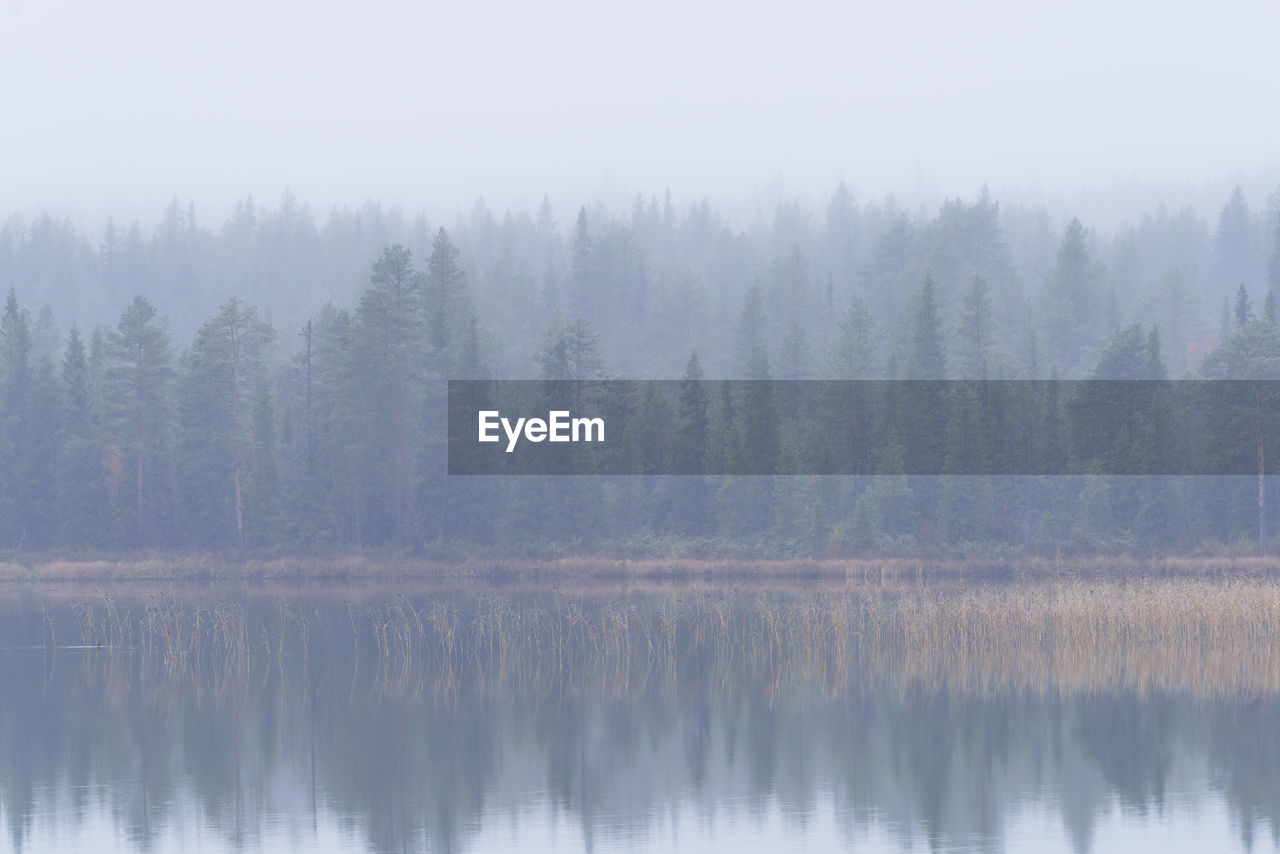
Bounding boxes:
[2,578,1279,853]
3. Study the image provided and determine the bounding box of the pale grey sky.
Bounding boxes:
[3,0,1279,225]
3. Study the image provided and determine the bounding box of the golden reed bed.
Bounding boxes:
[56,577,1280,702]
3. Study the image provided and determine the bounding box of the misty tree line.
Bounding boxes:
[2,183,1280,556]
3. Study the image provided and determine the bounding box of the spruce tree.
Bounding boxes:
[103,295,174,547]
[0,289,30,549]
[1042,217,1104,374]
[177,298,275,554]
[907,274,945,380]
[1269,213,1280,295]
[828,294,875,380]
[425,228,471,370]
[1214,186,1254,293]
[57,325,110,545]
[1235,283,1254,329]
[958,274,993,379]
[356,245,427,551]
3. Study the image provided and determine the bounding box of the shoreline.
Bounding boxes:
[4,552,1280,584]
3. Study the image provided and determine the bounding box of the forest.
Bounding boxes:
[2,183,1280,559]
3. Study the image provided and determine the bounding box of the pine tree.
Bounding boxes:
[1214,186,1254,292]
[536,194,556,238]
[630,382,672,476]
[560,317,607,381]
[537,320,569,381]
[425,228,471,371]
[674,352,708,474]
[903,275,947,523]
[23,343,61,546]
[310,304,369,547]
[1146,326,1168,380]
[741,350,780,474]
[1269,213,1280,294]
[103,295,174,547]
[569,208,594,321]
[0,289,30,549]
[538,317,606,382]
[178,298,275,554]
[736,285,770,379]
[765,246,815,334]
[245,383,281,543]
[828,295,876,379]
[1042,217,1105,374]
[907,274,945,380]
[823,181,858,293]
[57,325,110,545]
[958,275,993,378]
[356,245,427,551]
[1200,322,1280,548]
[1235,283,1253,329]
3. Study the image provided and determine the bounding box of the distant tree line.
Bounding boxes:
[3,183,1280,557]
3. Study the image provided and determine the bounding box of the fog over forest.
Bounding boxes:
[9,7,1280,854]
[3,181,1279,376]
[5,0,1280,557]
[3,180,1280,557]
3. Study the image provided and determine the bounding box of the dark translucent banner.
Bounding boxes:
[447,380,1280,476]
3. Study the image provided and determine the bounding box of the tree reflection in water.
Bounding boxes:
[1,579,1278,853]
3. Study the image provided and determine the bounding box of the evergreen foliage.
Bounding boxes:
[2,184,1280,556]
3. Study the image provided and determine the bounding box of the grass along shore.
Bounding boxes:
[50,577,1280,700]
[6,550,1280,583]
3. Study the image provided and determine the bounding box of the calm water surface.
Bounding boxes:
[1,580,1278,853]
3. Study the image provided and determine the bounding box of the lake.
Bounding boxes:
[1,577,1278,852]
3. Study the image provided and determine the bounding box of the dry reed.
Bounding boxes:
[51,578,1280,703]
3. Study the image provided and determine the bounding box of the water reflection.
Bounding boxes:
[1,580,1279,853]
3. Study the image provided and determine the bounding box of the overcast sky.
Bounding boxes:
[3,0,1279,226]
